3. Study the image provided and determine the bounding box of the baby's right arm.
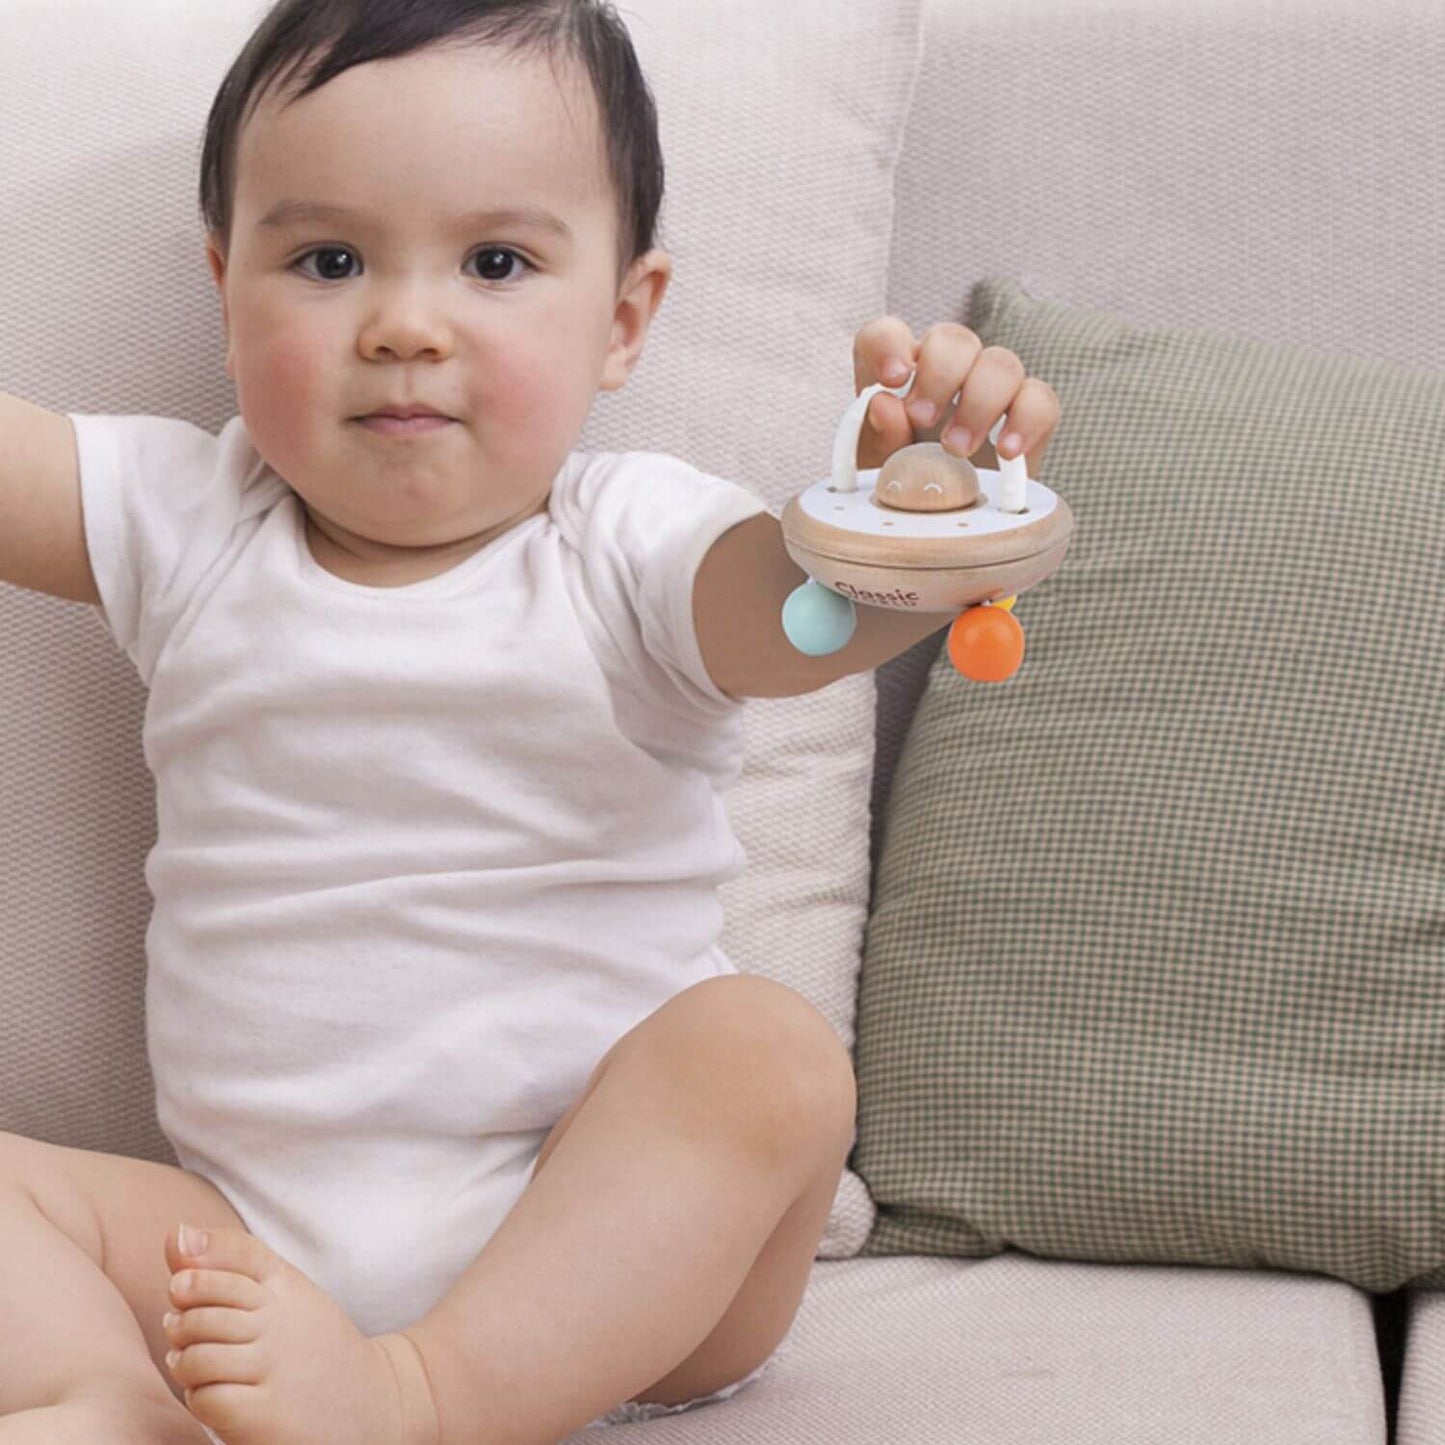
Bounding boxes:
[0,393,100,605]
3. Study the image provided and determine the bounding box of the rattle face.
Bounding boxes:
[874,442,981,513]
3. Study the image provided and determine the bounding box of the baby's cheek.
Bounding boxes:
[236,339,326,462]
[483,342,594,455]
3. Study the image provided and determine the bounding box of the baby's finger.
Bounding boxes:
[989,376,1062,462]
[858,389,914,471]
[939,346,1027,458]
[903,324,984,435]
[853,315,918,395]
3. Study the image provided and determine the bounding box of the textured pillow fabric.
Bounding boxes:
[851,275,1445,1293]
[0,0,923,1257]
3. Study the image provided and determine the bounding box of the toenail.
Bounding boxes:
[179,1223,209,1257]
[166,1350,181,1370]
[163,1311,181,1331]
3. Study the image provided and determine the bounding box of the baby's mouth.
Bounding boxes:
[354,414,457,436]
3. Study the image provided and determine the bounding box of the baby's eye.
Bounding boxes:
[289,245,534,286]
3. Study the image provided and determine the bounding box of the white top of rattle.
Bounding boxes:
[834,374,1029,513]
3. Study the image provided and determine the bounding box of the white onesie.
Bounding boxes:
[70,411,769,1337]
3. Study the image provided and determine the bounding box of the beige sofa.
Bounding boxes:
[1,0,1439,1441]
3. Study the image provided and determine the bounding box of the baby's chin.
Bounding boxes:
[303,496,543,572]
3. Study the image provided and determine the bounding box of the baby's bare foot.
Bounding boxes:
[159,1224,439,1445]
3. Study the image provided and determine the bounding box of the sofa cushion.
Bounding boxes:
[851,275,1445,1293]
[0,0,922,1261]
[560,1255,1383,1443]
[1399,1289,1445,1443]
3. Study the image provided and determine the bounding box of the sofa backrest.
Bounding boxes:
[0,0,1438,1158]
[871,0,1445,889]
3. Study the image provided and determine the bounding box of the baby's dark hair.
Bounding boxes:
[198,0,666,292]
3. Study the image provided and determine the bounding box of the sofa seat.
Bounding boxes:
[567,1254,1384,1442]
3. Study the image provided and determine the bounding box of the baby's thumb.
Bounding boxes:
[857,388,912,471]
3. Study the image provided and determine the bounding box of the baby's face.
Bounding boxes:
[206,44,670,574]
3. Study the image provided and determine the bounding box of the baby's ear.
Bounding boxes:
[203,240,235,376]
[602,250,672,392]
[204,236,227,289]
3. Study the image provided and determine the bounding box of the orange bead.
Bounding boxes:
[947,604,1025,682]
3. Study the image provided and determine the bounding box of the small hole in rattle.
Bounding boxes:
[882,520,894,527]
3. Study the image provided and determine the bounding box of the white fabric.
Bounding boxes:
[69,409,767,1337]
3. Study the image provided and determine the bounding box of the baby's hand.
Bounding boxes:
[852,318,1060,475]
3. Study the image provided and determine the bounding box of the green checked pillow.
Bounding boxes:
[851,275,1445,1293]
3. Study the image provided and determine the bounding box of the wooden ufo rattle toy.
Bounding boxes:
[780,369,1074,682]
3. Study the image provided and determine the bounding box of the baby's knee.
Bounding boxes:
[632,976,856,1143]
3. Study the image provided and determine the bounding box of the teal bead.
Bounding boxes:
[781,579,857,656]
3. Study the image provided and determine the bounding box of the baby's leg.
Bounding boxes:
[0,1128,244,1442]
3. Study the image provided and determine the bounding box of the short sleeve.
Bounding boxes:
[69,413,270,685]
[551,450,771,715]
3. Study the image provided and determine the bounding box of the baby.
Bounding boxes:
[0,1,1059,1443]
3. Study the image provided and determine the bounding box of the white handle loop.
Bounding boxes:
[832,374,1029,513]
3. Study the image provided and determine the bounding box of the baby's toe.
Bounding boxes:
[168,1223,278,1285]
[169,1303,261,1348]
[171,1266,267,1313]
[168,1337,264,1390]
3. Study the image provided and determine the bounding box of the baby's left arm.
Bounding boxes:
[693,319,1060,700]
